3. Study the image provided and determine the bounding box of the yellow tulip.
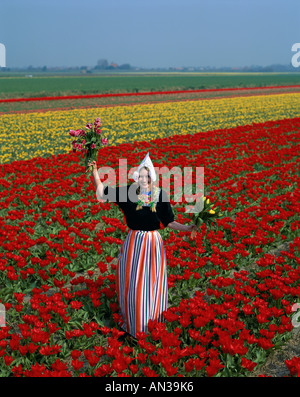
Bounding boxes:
[206,199,210,204]
[209,210,215,214]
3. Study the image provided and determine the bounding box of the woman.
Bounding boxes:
[89,153,197,339]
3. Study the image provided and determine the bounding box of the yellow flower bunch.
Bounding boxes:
[191,196,224,238]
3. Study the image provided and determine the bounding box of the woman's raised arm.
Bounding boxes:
[88,160,104,201]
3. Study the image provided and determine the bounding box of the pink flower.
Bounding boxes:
[86,123,92,129]
[101,138,108,145]
[91,143,96,149]
[77,143,83,151]
[70,129,82,137]
[94,117,101,128]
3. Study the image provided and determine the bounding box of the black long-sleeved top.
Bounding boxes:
[103,184,175,231]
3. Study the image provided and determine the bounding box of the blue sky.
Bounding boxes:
[0,0,299,68]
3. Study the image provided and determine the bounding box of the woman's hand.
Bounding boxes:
[187,224,197,232]
[188,224,198,239]
[87,159,98,175]
[168,221,198,234]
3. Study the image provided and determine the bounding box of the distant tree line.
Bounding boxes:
[1,61,299,73]
[95,59,132,70]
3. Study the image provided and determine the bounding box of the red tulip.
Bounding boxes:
[72,359,84,371]
[4,355,14,366]
[241,357,257,372]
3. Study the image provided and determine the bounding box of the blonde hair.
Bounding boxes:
[135,166,154,195]
[133,166,158,212]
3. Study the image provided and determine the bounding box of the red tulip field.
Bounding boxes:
[0,81,299,378]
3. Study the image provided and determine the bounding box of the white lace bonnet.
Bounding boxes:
[132,152,157,183]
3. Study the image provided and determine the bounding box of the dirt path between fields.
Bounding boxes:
[1,86,299,115]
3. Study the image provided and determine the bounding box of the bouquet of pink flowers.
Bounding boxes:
[69,117,109,173]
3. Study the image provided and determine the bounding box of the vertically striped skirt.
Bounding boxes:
[116,229,168,338]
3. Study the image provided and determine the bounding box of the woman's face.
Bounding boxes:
[138,168,151,190]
